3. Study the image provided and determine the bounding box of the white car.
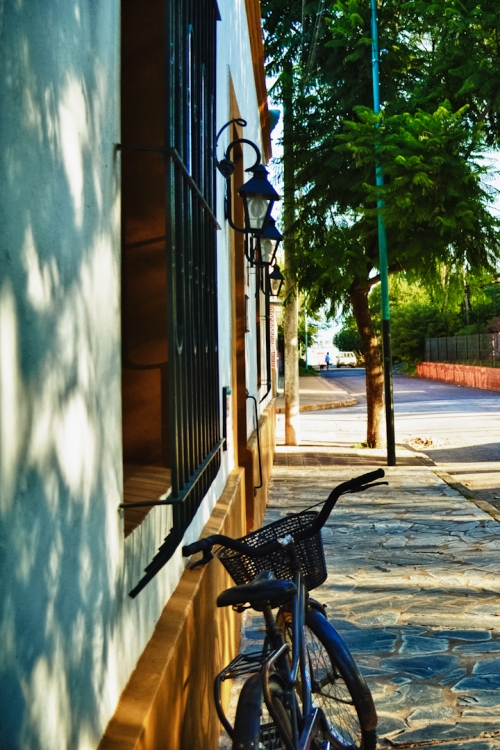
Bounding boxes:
[337,351,357,368]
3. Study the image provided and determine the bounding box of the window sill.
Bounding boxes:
[122,465,172,537]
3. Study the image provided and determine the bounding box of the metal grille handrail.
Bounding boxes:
[425,333,500,367]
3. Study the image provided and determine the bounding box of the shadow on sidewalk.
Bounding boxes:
[274,442,433,468]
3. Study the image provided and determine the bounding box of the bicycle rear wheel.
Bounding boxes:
[232,673,293,750]
[279,607,377,750]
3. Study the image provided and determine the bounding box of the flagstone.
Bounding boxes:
[472,658,500,675]
[407,705,453,723]
[389,721,494,745]
[375,682,444,710]
[376,715,407,737]
[452,674,500,691]
[400,634,449,653]
[380,653,459,678]
[455,642,500,653]
[458,691,500,707]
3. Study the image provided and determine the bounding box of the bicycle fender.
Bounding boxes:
[232,674,263,750]
[306,608,378,731]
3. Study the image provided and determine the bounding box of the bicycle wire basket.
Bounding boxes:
[217,511,327,592]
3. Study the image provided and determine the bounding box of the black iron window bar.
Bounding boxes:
[120,440,224,509]
[116,144,221,231]
[117,140,223,516]
[119,0,222,597]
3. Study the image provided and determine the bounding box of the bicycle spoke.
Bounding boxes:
[304,626,364,748]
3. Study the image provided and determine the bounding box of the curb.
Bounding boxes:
[396,442,435,466]
[397,444,500,523]
[276,397,357,414]
[433,469,500,523]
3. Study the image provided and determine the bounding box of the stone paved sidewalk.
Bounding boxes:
[225,449,500,749]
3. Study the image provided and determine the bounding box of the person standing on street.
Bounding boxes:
[325,352,331,370]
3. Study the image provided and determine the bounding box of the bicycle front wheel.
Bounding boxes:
[232,673,293,750]
[305,608,377,750]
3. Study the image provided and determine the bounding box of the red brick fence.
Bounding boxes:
[417,362,500,392]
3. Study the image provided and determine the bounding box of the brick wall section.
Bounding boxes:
[417,362,500,392]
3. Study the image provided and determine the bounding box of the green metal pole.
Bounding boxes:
[370,0,396,466]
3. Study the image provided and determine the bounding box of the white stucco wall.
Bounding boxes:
[0,1,269,748]
[0,1,127,747]
[215,0,274,443]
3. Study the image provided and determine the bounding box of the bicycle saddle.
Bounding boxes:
[216,570,297,609]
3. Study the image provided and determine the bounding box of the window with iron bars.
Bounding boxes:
[120,0,221,596]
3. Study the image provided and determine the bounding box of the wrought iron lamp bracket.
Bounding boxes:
[215,119,271,237]
[222,138,262,174]
[215,119,281,282]
[217,138,263,235]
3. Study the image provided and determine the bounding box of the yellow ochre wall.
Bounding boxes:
[99,401,275,750]
[247,399,276,531]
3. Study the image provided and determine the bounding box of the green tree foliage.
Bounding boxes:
[336,274,500,365]
[337,104,498,274]
[335,276,458,365]
[369,276,460,364]
[456,282,500,334]
[390,305,446,363]
[262,0,500,446]
[333,319,361,354]
[407,1,500,147]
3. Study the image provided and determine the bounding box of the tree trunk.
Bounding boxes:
[284,289,300,444]
[283,62,300,445]
[350,285,384,447]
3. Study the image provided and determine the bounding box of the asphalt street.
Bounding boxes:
[279,369,500,508]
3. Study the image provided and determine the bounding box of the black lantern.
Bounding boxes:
[215,119,281,239]
[252,217,283,267]
[238,164,279,235]
[269,264,285,297]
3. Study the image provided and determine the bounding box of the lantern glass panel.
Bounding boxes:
[246,195,271,231]
[270,276,282,296]
[260,238,275,264]
[269,264,284,296]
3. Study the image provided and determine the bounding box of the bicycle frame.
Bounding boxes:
[258,544,331,750]
[213,567,328,750]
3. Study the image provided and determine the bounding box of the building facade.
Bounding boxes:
[0,1,275,748]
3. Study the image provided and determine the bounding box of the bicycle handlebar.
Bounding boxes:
[182,468,385,563]
[314,468,384,530]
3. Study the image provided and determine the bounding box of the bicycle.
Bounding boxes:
[182,468,386,750]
